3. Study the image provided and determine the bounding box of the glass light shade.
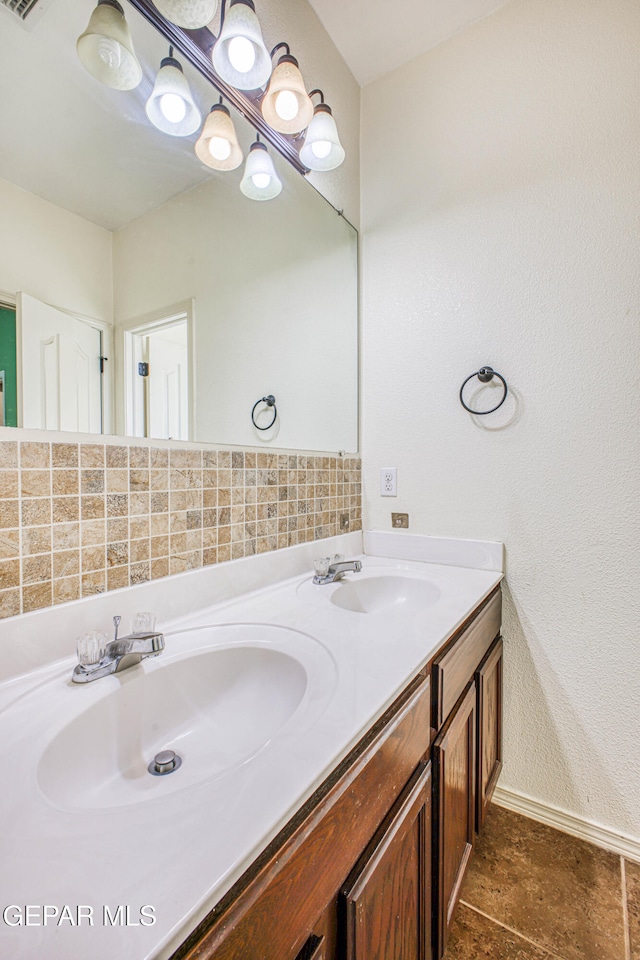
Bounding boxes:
[152,0,218,29]
[240,142,282,200]
[212,0,272,90]
[76,0,142,91]
[299,104,345,172]
[195,104,243,170]
[146,58,202,136]
[261,56,314,135]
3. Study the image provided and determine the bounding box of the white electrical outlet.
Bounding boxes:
[380,467,397,497]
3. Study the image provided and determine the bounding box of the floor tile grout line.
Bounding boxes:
[459,900,569,960]
[622,856,632,960]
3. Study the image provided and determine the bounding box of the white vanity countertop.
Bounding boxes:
[0,532,502,960]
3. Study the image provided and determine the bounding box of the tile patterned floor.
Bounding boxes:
[444,805,638,960]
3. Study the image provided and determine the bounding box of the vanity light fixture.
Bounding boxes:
[261,43,314,135]
[76,0,142,91]
[299,89,345,172]
[146,48,202,136]
[211,0,272,91]
[240,135,282,200]
[195,98,243,170]
[152,0,218,30]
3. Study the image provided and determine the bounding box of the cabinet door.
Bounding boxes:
[341,762,432,960]
[475,637,503,831]
[433,683,476,959]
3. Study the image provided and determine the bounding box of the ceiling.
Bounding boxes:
[307,0,514,86]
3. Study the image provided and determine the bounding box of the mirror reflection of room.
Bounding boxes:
[0,0,358,453]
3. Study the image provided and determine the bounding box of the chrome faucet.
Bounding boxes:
[313,558,363,585]
[72,616,165,684]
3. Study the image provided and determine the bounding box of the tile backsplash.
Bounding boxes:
[0,440,361,620]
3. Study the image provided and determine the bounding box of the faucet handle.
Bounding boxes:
[313,557,331,578]
[113,615,121,641]
[76,632,106,666]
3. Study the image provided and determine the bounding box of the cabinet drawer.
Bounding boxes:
[433,588,501,730]
[175,674,432,960]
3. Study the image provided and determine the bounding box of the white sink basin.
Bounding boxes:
[330,575,441,614]
[35,624,335,811]
[297,565,443,616]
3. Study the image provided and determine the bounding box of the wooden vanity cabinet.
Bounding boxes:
[173,586,502,960]
[431,587,502,957]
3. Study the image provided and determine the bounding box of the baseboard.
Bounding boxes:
[492,786,640,863]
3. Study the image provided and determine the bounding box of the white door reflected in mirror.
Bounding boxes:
[17,293,103,433]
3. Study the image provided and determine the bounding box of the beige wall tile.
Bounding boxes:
[54,550,80,579]
[52,469,79,496]
[151,558,169,579]
[129,447,149,469]
[81,470,105,494]
[23,498,52,526]
[2,441,362,615]
[106,469,129,493]
[23,555,52,585]
[0,529,19,560]
[53,522,80,550]
[107,542,129,567]
[106,445,128,468]
[22,526,52,556]
[20,470,51,497]
[107,517,128,541]
[80,444,105,468]
[81,520,106,546]
[54,576,80,605]
[0,587,21,617]
[82,545,105,572]
[129,516,149,539]
[0,442,18,469]
[108,566,129,591]
[0,471,19,498]
[0,559,21,589]
[82,570,105,596]
[20,442,50,469]
[52,443,79,468]
[130,562,150,584]
[23,581,52,612]
[150,448,169,468]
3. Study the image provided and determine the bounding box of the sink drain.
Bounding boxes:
[148,749,182,776]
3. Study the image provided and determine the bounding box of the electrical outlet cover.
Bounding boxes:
[380,467,397,497]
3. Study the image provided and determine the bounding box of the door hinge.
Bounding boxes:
[99,356,108,373]
[138,362,149,377]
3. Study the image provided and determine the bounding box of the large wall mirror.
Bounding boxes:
[0,0,358,452]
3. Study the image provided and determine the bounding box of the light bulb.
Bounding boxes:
[97,36,122,68]
[311,139,332,160]
[227,35,255,73]
[251,173,271,189]
[209,136,232,161]
[160,92,187,124]
[275,90,298,122]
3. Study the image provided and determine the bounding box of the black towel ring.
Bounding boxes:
[251,394,277,430]
[459,367,508,415]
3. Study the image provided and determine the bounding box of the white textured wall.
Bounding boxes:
[361,0,640,839]
[0,177,113,322]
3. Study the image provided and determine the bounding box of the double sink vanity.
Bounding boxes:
[0,530,503,960]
